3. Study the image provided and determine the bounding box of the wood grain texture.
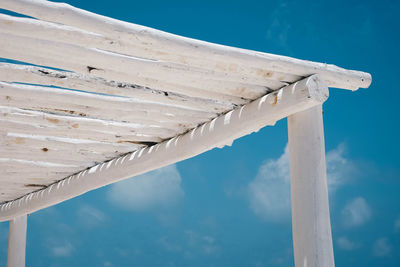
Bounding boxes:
[288,105,334,267]
[0,106,176,140]
[7,215,27,267]
[0,75,329,219]
[0,63,236,113]
[0,82,217,129]
[0,33,273,100]
[0,14,299,90]
[0,0,371,90]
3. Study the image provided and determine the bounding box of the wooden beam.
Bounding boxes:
[288,105,334,267]
[0,14,298,90]
[0,120,163,144]
[0,81,216,129]
[0,32,273,100]
[0,63,236,113]
[0,158,85,172]
[7,215,27,267]
[1,187,40,204]
[0,106,177,139]
[0,75,329,221]
[1,132,140,155]
[0,0,371,90]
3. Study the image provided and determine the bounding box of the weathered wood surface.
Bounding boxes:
[0,33,273,100]
[0,159,82,172]
[0,106,177,138]
[0,82,216,129]
[7,215,27,267]
[0,0,371,90]
[288,105,335,267]
[1,132,140,155]
[1,118,163,143]
[0,14,298,90]
[0,63,236,113]
[0,75,329,220]
[1,186,41,204]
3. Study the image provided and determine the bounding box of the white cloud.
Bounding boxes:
[44,222,75,257]
[336,236,360,250]
[107,164,184,211]
[248,145,291,221]
[77,204,106,227]
[248,143,353,221]
[51,241,74,257]
[341,197,371,228]
[325,143,355,190]
[373,238,392,257]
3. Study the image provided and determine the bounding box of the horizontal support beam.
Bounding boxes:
[1,132,140,155]
[0,75,329,221]
[0,81,215,129]
[0,0,371,90]
[0,14,294,91]
[2,187,41,204]
[0,105,177,139]
[0,32,271,100]
[0,63,236,113]
[1,119,163,144]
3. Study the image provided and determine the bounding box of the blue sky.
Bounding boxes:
[1,0,400,266]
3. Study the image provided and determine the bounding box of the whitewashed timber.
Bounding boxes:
[0,1,372,266]
[0,75,328,221]
[0,63,236,112]
[0,0,371,90]
[288,105,335,267]
[7,215,27,267]
[0,33,272,101]
[0,82,216,129]
[0,106,177,138]
[0,13,301,86]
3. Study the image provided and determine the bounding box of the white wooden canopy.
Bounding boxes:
[0,0,371,266]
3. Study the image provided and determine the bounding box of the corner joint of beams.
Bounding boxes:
[305,74,329,103]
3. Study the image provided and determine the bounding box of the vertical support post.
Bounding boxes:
[288,104,334,267]
[7,215,27,267]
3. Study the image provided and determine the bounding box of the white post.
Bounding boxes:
[7,215,27,267]
[288,104,334,267]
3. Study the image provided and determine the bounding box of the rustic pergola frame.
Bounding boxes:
[0,1,371,266]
